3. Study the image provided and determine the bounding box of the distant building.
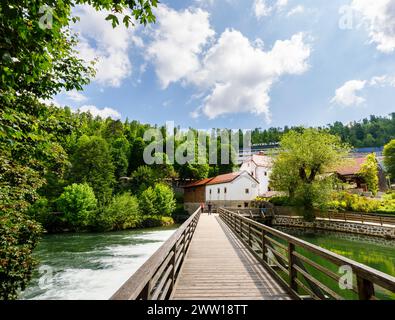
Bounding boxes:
[183,154,273,213]
[239,153,273,195]
[333,156,388,193]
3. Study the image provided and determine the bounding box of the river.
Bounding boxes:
[21,225,395,300]
[20,226,177,300]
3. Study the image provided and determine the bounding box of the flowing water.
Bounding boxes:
[20,226,177,300]
[20,224,395,300]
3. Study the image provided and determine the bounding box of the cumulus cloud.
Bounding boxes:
[72,5,142,87]
[332,73,395,106]
[254,0,272,19]
[78,105,121,119]
[331,80,367,106]
[350,0,395,53]
[147,5,215,89]
[190,31,311,119]
[65,90,88,103]
[287,5,305,17]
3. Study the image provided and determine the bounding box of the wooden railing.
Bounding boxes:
[218,208,395,300]
[276,208,395,226]
[110,208,201,300]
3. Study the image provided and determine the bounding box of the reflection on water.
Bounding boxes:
[20,227,177,300]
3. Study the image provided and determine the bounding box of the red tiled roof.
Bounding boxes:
[335,157,366,176]
[207,172,240,185]
[183,178,214,188]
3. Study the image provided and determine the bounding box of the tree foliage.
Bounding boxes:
[56,183,97,229]
[384,140,395,182]
[359,153,379,195]
[270,129,350,220]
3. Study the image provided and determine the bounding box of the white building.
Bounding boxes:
[205,171,260,206]
[239,153,273,195]
[183,153,274,212]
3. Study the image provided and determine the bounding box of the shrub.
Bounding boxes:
[0,212,43,300]
[139,187,158,216]
[328,192,381,213]
[154,184,176,217]
[99,194,141,231]
[27,198,62,232]
[139,184,176,217]
[140,215,175,228]
[56,183,97,230]
[268,196,291,206]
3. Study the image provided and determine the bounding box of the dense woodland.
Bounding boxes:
[251,113,395,148]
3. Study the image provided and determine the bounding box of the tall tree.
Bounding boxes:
[69,135,115,204]
[270,129,350,220]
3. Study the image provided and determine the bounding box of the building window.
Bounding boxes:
[245,188,249,194]
[217,188,220,194]
[264,171,267,176]
[224,187,227,194]
[209,189,212,194]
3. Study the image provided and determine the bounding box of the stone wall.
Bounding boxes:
[272,216,395,239]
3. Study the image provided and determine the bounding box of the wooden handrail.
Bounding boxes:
[218,207,395,300]
[277,209,395,226]
[110,208,201,300]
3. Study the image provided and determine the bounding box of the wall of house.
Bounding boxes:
[240,160,271,195]
[184,186,206,204]
[205,175,259,202]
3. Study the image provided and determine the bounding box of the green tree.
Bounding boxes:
[384,140,395,182]
[271,129,350,220]
[131,166,157,194]
[69,135,115,204]
[139,187,158,216]
[57,183,97,229]
[154,183,176,216]
[99,193,140,231]
[1,0,157,300]
[359,153,379,195]
[111,137,130,181]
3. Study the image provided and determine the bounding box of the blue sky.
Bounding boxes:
[54,0,395,129]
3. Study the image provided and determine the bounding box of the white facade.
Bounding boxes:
[239,154,273,195]
[206,173,259,202]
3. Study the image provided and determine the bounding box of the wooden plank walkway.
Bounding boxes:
[171,214,291,300]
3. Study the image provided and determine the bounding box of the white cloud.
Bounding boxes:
[78,105,121,119]
[189,31,311,120]
[147,5,215,89]
[331,80,367,106]
[370,74,395,87]
[72,5,140,87]
[276,0,289,10]
[65,90,88,103]
[287,5,305,17]
[350,0,395,53]
[254,0,272,19]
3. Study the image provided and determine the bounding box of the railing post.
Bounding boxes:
[248,223,252,247]
[288,243,298,292]
[140,279,152,300]
[361,213,364,224]
[261,230,267,262]
[357,275,374,300]
[170,242,177,296]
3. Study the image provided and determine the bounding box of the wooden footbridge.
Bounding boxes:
[111,208,395,301]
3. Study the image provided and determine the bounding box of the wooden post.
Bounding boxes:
[344,212,347,222]
[248,223,252,247]
[170,243,177,295]
[361,213,364,224]
[140,280,152,300]
[357,276,374,300]
[288,243,298,292]
[261,230,267,262]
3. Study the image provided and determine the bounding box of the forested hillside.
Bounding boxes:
[251,114,395,147]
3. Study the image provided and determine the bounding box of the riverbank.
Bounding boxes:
[20,226,178,300]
